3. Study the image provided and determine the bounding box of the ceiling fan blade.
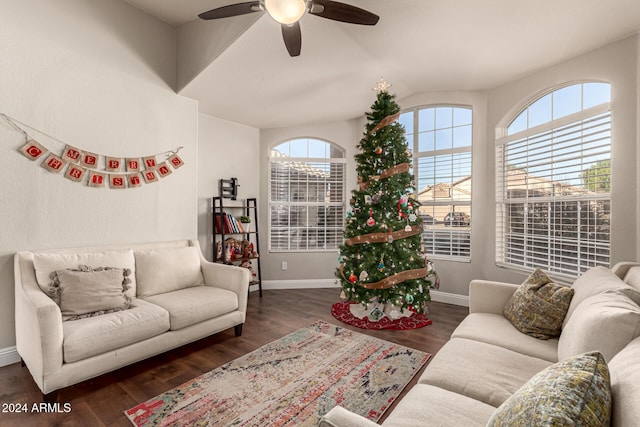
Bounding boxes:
[281,22,302,57]
[198,1,262,20]
[309,0,379,25]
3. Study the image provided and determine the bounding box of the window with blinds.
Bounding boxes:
[269,138,346,252]
[400,106,473,261]
[496,82,611,277]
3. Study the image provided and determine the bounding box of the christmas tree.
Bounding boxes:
[336,81,437,317]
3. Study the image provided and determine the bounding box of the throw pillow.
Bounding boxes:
[33,249,137,298]
[49,265,133,321]
[563,266,640,328]
[558,290,640,362]
[504,268,574,339]
[486,351,611,427]
[135,246,204,298]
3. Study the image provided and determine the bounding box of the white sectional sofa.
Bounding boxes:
[320,263,640,426]
[14,239,250,401]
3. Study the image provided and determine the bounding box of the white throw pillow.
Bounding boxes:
[559,291,640,362]
[33,249,136,298]
[135,246,204,297]
[563,266,640,328]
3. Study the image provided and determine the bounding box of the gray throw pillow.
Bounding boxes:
[49,265,133,321]
[504,268,574,339]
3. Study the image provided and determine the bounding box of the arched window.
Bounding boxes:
[496,82,611,277]
[269,138,346,251]
[400,105,473,261]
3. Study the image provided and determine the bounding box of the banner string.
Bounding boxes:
[0,112,183,158]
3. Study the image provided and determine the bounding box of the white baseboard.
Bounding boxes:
[430,290,470,307]
[0,346,21,368]
[253,280,469,307]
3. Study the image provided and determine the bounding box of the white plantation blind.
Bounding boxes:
[496,91,611,277]
[402,106,473,261]
[269,139,346,252]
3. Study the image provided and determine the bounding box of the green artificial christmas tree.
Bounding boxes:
[336,81,437,318]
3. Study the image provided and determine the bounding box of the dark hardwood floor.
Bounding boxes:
[0,288,468,427]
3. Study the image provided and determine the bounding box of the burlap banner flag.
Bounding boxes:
[19,140,48,161]
[65,164,86,182]
[156,162,172,178]
[143,156,156,169]
[168,153,184,169]
[142,169,158,184]
[109,174,126,189]
[40,154,67,173]
[62,145,82,164]
[126,158,141,172]
[105,157,122,172]
[128,173,143,188]
[81,151,99,169]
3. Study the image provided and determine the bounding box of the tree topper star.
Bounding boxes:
[373,78,392,93]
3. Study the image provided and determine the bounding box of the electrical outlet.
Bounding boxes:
[281,261,288,271]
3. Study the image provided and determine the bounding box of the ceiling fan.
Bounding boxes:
[198,0,379,57]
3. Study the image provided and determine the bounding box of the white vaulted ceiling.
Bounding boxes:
[122,0,640,128]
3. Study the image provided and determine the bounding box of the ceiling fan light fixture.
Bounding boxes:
[264,0,307,25]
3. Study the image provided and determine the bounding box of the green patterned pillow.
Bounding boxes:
[487,351,612,426]
[504,268,574,339]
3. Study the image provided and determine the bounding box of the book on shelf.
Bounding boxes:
[215,212,246,234]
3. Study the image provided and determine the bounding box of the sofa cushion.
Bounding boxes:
[135,246,204,297]
[51,266,133,321]
[62,299,169,363]
[559,291,640,362]
[381,384,496,427]
[419,338,552,407]
[503,268,574,339]
[564,266,640,328]
[142,286,238,330]
[32,249,137,298]
[487,351,611,427]
[609,337,640,427]
[452,313,558,362]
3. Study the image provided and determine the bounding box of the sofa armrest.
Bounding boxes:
[318,406,380,427]
[469,280,519,315]
[14,252,64,392]
[611,262,640,280]
[200,260,251,313]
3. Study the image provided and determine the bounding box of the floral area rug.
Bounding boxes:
[331,302,433,330]
[125,320,430,427]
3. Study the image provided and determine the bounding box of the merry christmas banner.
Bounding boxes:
[5,113,184,190]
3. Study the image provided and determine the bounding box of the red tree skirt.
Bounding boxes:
[331,302,432,330]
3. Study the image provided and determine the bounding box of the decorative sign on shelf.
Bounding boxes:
[3,113,185,190]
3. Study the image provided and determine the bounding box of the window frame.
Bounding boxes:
[268,137,347,253]
[495,82,612,279]
[402,104,473,262]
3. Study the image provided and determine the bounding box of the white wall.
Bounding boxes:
[197,113,260,261]
[0,0,198,351]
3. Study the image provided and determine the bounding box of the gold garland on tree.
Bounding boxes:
[339,263,429,290]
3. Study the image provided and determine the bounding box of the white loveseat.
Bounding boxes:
[14,239,250,401]
[320,263,640,426]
